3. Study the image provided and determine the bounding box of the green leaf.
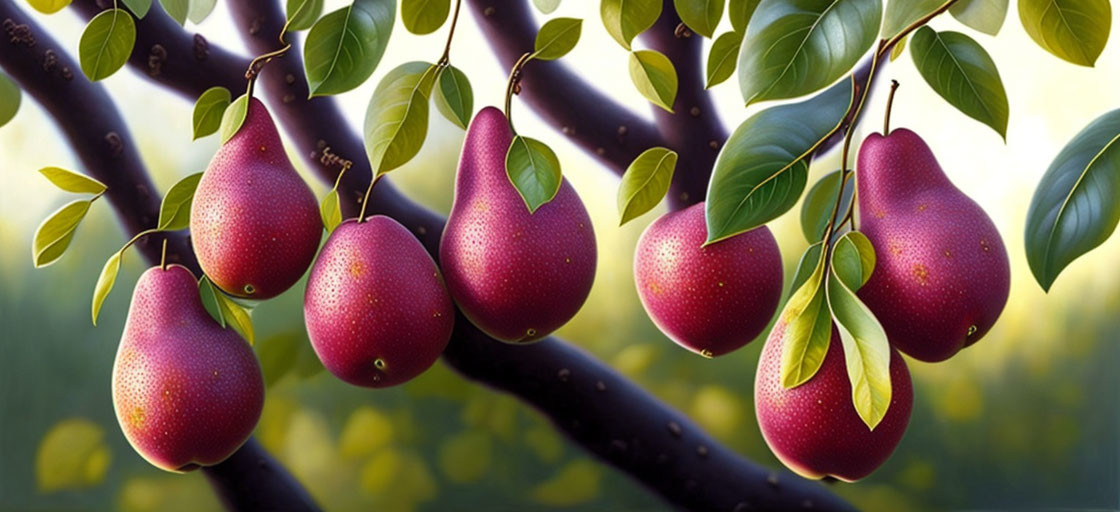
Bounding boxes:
[910,27,1009,139]
[674,0,724,38]
[192,86,231,140]
[26,0,71,14]
[778,242,832,389]
[157,172,203,231]
[881,0,944,39]
[304,0,396,96]
[800,170,853,243]
[1018,0,1111,67]
[789,242,824,294]
[286,0,325,31]
[826,260,891,430]
[533,0,561,14]
[91,251,121,326]
[950,0,1007,35]
[830,231,875,290]
[320,189,342,233]
[705,30,742,88]
[889,34,907,61]
[600,0,661,50]
[78,8,137,81]
[159,0,189,25]
[39,167,107,195]
[220,93,249,144]
[402,0,450,35]
[617,147,678,225]
[0,72,20,128]
[506,136,563,213]
[121,0,152,18]
[727,0,760,32]
[705,79,854,243]
[363,62,440,175]
[434,65,473,130]
[1024,109,1120,291]
[32,200,91,268]
[216,291,255,345]
[199,276,226,327]
[629,50,677,112]
[738,0,881,105]
[188,0,217,23]
[533,17,582,61]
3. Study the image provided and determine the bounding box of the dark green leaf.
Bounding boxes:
[78,8,136,81]
[533,0,561,14]
[800,170,853,243]
[0,72,20,128]
[674,0,724,38]
[727,0,760,32]
[533,17,582,60]
[1018,0,1111,66]
[600,0,661,50]
[789,242,823,294]
[738,0,881,105]
[320,189,342,233]
[950,0,1007,35]
[617,147,678,225]
[188,0,217,23]
[434,65,473,129]
[1025,109,1120,291]
[705,30,742,88]
[159,0,189,25]
[33,200,91,268]
[779,241,831,388]
[830,231,875,290]
[910,27,1009,139]
[506,136,562,213]
[219,93,249,144]
[199,276,226,327]
[881,0,943,38]
[157,172,203,231]
[121,0,152,18]
[286,0,325,31]
[629,50,677,112]
[192,86,231,140]
[402,0,451,35]
[39,167,107,195]
[826,260,891,430]
[363,62,440,175]
[91,251,121,326]
[705,79,854,243]
[304,0,396,96]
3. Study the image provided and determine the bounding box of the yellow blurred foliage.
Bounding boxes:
[339,407,394,460]
[36,417,111,493]
[612,343,659,377]
[117,474,221,512]
[530,458,602,506]
[690,385,744,439]
[438,430,493,484]
[935,377,984,423]
[523,425,564,464]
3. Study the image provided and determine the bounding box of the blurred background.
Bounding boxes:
[2,1,1119,510]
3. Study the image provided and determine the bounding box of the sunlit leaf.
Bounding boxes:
[320,189,342,232]
[674,0,724,38]
[27,0,71,14]
[79,8,136,81]
[91,251,122,326]
[533,17,582,61]
[1018,0,1111,66]
[304,0,395,96]
[121,0,152,18]
[187,0,216,23]
[214,286,254,344]
[506,135,562,213]
[0,72,20,128]
[881,0,944,39]
[157,172,203,231]
[950,0,1008,35]
[39,167,107,195]
[533,0,561,14]
[617,147,677,225]
[219,93,249,144]
[159,0,188,25]
[434,65,473,129]
[192,86,230,140]
[727,0,760,33]
[286,0,324,31]
[910,28,1008,139]
[705,30,742,88]
[826,259,891,430]
[890,34,907,60]
[402,0,451,35]
[600,0,661,50]
[778,243,832,388]
[629,49,677,112]
[363,62,440,175]
[36,418,111,492]
[33,199,91,268]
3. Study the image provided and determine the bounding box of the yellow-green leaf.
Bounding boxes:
[533,17,582,61]
[1018,0,1111,67]
[91,251,122,326]
[600,0,661,50]
[364,62,440,175]
[950,0,1007,36]
[160,0,189,24]
[788,242,824,294]
[705,30,742,88]
[157,172,203,231]
[506,135,562,213]
[33,199,91,268]
[216,291,255,344]
[826,262,892,430]
[629,49,677,112]
[890,34,908,61]
[286,0,325,31]
[320,189,342,232]
[26,0,71,14]
[617,147,677,225]
[402,0,450,35]
[831,231,876,291]
[0,72,20,128]
[192,86,231,140]
[39,167,107,195]
[220,93,249,144]
[188,0,217,24]
[36,418,111,492]
[778,243,832,388]
[674,0,723,38]
[78,8,136,81]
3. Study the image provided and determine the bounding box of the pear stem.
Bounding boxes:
[356,173,384,223]
[504,52,534,134]
[160,238,168,270]
[243,14,295,97]
[883,80,900,135]
[437,0,463,67]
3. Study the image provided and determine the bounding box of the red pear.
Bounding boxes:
[857,128,1010,362]
[440,107,597,343]
[190,98,321,300]
[112,264,264,472]
[633,202,782,357]
[755,322,912,482]
[304,216,454,387]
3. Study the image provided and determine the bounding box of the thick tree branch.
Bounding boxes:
[0,3,318,511]
[59,0,855,509]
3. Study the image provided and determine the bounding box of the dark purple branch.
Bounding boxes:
[0,2,317,510]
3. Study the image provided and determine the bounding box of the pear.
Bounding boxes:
[112,264,264,472]
[190,98,322,300]
[634,202,782,357]
[440,107,597,343]
[857,128,1010,362]
[755,321,913,482]
[304,216,455,387]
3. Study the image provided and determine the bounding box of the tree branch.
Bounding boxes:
[0,3,318,510]
[59,0,855,509]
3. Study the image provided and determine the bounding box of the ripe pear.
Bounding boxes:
[112,264,264,472]
[633,202,782,357]
[755,322,913,482]
[857,128,1010,362]
[304,216,454,387]
[190,97,321,300]
[440,107,596,343]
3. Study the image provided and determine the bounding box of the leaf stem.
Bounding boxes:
[244,14,296,96]
[357,173,384,223]
[437,0,463,67]
[504,52,534,134]
[883,80,900,135]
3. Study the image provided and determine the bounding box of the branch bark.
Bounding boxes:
[55,0,856,509]
[0,3,319,511]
